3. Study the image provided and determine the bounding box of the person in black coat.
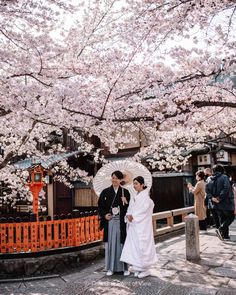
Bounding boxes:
[98,170,130,276]
[206,164,235,240]
[204,168,220,228]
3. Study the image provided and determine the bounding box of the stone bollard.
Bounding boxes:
[184,213,200,261]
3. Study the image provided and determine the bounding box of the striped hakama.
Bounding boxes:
[105,215,127,272]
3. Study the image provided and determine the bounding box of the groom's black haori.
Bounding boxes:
[97,170,130,274]
[98,185,130,244]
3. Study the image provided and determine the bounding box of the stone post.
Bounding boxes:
[184,213,200,261]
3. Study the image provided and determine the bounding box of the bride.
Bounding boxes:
[120,176,158,278]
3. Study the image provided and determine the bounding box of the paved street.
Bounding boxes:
[1,220,236,295]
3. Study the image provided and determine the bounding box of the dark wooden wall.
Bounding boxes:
[150,176,186,213]
[54,182,73,215]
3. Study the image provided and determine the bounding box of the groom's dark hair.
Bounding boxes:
[111,170,124,180]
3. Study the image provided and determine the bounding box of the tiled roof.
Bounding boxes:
[14,151,80,170]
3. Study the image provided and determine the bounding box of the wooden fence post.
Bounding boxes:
[61,219,66,247]
[8,223,14,253]
[54,219,59,248]
[0,223,7,253]
[15,221,22,253]
[23,222,29,253]
[74,218,81,246]
[39,221,45,251]
[30,222,38,252]
[84,212,90,243]
[94,214,100,240]
[80,213,85,244]
[89,214,95,242]
[67,219,73,246]
[46,220,53,249]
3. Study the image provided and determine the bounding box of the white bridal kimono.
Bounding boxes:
[120,189,158,271]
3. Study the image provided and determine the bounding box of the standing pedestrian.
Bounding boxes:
[120,176,158,279]
[205,164,235,240]
[98,170,130,276]
[188,170,207,231]
[204,168,220,228]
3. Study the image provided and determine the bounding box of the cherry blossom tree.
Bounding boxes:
[0,0,236,202]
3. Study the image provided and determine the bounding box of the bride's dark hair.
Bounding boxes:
[133,176,147,189]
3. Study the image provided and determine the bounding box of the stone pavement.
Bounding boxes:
[0,220,236,295]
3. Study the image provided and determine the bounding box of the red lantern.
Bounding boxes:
[27,164,45,220]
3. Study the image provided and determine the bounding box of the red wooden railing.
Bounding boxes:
[0,207,196,254]
[0,214,103,254]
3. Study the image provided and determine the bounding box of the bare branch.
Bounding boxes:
[194,101,236,108]
[227,5,236,37]
[0,28,28,51]
[9,73,52,87]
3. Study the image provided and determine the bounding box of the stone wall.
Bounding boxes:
[0,245,104,278]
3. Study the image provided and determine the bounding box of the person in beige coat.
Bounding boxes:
[188,170,207,230]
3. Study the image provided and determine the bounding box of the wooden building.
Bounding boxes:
[2,125,236,219]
